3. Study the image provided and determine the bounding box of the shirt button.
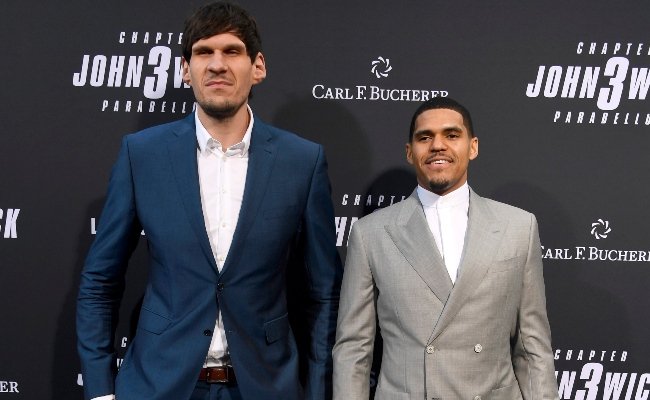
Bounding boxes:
[426,345,435,354]
[203,329,212,336]
[474,396,482,400]
[474,344,483,353]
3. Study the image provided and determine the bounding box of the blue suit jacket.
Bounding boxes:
[77,113,342,400]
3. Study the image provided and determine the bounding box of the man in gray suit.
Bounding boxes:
[333,97,559,400]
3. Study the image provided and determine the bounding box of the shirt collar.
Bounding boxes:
[417,181,470,209]
[195,105,254,156]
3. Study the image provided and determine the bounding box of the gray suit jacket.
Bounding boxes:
[333,189,558,400]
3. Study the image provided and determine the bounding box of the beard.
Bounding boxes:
[199,99,240,120]
[428,178,451,195]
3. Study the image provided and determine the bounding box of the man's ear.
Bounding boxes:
[405,142,414,165]
[252,52,267,84]
[469,136,479,160]
[182,58,192,86]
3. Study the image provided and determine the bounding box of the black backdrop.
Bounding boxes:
[2,1,650,398]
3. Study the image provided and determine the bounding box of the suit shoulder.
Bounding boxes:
[125,116,192,144]
[480,196,536,223]
[353,199,410,231]
[258,119,321,152]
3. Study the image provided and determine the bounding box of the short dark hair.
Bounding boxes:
[408,97,475,141]
[182,1,262,63]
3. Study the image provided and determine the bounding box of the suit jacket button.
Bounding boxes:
[474,344,483,353]
[217,283,225,291]
[204,329,212,336]
[426,345,435,354]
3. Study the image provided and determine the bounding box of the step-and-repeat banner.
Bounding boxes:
[1,1,649,398]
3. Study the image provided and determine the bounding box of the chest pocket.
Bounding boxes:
[488,254,526,274]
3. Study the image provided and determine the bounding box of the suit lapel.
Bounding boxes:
[385,191,453,304]
[428,189,506,343]
[219,120,276,277]
[167,113,218,272]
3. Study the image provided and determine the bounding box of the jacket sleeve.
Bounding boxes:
[76,136,142,400]
[512,214,559,400]
[332,222,377,400]
[294,145,344,400]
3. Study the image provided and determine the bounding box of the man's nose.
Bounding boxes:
[430,135,446,151]
[207,53,227,72]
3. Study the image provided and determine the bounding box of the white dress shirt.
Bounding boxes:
[196,107,253,366]
[417,182,470,284]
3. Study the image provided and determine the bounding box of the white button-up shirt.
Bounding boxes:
[196,107,253,366]
[417,182,470,284]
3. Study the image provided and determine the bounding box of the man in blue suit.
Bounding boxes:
[76,2,342,399]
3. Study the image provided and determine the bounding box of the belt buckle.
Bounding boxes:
[205,367,229,384]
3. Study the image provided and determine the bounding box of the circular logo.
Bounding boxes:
[371,57,393,78]
[590,219,611,239]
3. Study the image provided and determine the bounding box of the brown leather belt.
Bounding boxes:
[198,365,237,384]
